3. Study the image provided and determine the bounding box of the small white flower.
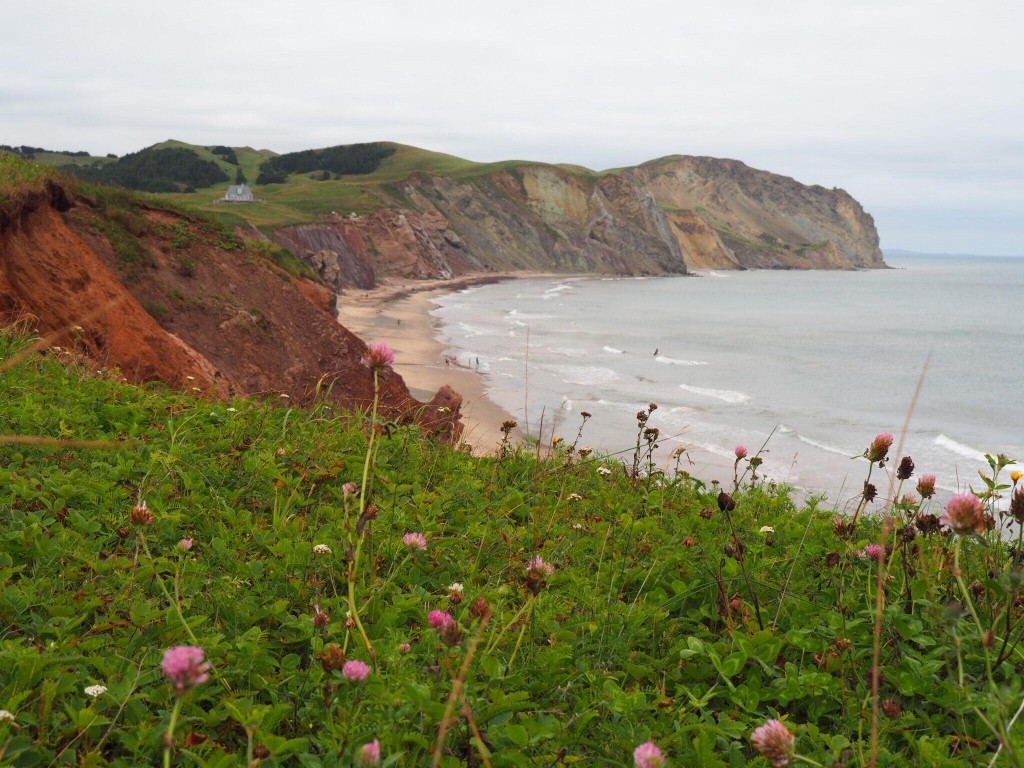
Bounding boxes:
[53,346,63,352]
[597,466,612,476]
[185,375,195,381]
[312,544,332,555]
[448,582,464,594]
[279,393,290,399]
[568,493,583,501]
[226,407,237,413]
[0,709,14,722]
[191,387,201,392]
[759,526,775,534]
[84,685,107,698]
[571,523,583,530]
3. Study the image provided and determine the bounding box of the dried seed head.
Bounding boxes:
[129,500,154,526]
[896,455,915,480]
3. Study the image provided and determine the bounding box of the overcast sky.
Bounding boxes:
[4,1,1023,254]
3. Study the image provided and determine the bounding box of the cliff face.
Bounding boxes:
[274,154,884,290]
[0,180,462,441]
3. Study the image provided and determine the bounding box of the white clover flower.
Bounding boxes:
[0,710,14,722]
[312,544,332,555]
[568,493,583,501]
[571,523,583,530]
[759,526,775,534]
[597,466,612,476]
[226,407,237,412]
[448,582,464,594]
[84,685,107,698]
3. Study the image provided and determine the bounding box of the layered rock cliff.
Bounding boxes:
[273,154,884,291]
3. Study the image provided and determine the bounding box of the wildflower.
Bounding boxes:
[178,538,194,552]
[863,544,884,561]
[735,445,748,460]
[185,375,195,382]
[579,447,593,458]
[161,646,211,695]
[751,719,795,767]
[226,407,237,412]
[129,499,154,526]
[342,660,370,682]
[571,523,583,530]
[568,492,583,501]
[896,455,915,479]
[760,526,775,534]
[0,710,14,723]
[343,482,359,496]
[633,741,666,768]
[448,582,464,604]
[916,474,937,498]
[311,604,329,628]
[941,493,986,536]
[403,532,427,551]
[279,393,290,399]
[717,491,736,512]
[866,432,894,463]
[552,436,563,446]
[900,493,919,507]
[398,642,412,654]
[1012,471,1023,484]
[361,341,395,371]
[312,543,332,555]
[428,610,462,645]
[84,685,107,698]
[358,739,381,766]
[528,556,555,577]
[597,466,612,476]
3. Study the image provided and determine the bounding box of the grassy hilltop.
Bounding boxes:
[1,326,1023,766]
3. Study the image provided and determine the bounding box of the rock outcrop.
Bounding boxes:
[274,154,884,290]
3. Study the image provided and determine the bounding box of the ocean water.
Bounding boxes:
[429,255,1024,504]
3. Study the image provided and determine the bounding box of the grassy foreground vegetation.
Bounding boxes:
[2,331,1023,767]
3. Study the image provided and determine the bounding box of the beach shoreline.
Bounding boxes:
[334,272,743,486]
[335,272,540,454]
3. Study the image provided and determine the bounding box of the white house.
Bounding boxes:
[220,184,254,203]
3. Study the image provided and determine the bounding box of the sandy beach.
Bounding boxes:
[335,273,531,455]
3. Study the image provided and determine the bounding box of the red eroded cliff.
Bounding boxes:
[0,179,462,441]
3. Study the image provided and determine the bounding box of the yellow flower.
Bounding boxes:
[552,437,563,445]
[1012,471,1023,483]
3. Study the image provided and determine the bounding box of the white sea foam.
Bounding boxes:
[548,365,620,386]
[934,434,988,462]
[678,383,750,404]
[656,355,708,366]
[796,434,851,458]
[547,346,587,357]
[603,345,624,354]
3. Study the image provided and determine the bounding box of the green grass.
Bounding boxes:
[0,153,59,208]
[1,328,1022,766]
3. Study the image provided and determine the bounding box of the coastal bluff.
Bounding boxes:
[272,152,885,291]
